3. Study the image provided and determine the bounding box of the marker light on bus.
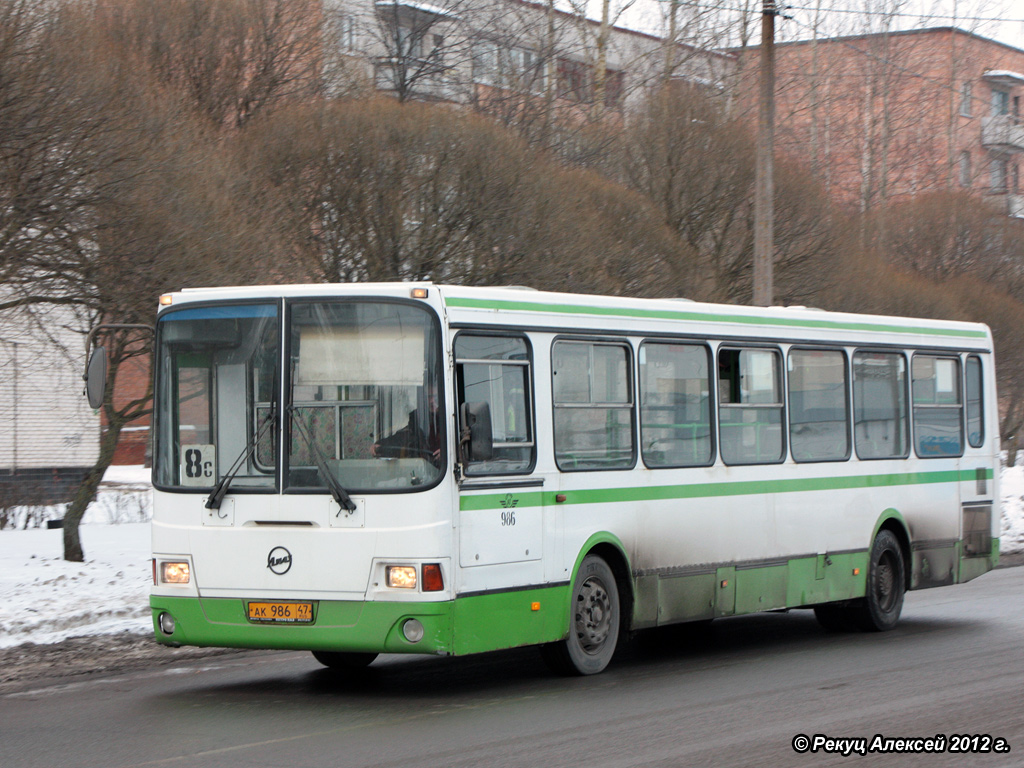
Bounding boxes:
[386,565,417,589]
[160,561,190,584]
[421,563,444,592]
[159,294,173,306]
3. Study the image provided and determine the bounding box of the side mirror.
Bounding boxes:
[85,346,107,410]
[459,401,493,462]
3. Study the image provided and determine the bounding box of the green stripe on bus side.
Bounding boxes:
[459,468,993,511]
[443,296,988,339]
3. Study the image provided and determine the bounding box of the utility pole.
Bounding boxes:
[753,0,776,307]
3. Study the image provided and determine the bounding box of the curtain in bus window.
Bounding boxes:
[455,334,534,475]
[553,341,634,470]
[718,348,783,465]
[853,352,908,459]
[912,356,963,458]
[788,349,849,462]
[639,342,712,467]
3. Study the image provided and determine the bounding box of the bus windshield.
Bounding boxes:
[153,299,445,494]
[154,303,279,491]
[286,300,445,492]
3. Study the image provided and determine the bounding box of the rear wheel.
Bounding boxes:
[311,651,378,669]
[541,555,620,676]
[855,529,906,631]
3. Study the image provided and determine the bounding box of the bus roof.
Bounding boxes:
[159,283,992,349]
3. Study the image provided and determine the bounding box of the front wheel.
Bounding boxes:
[541,555,620,676]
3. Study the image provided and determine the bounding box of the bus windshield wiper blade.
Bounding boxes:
[288,405,357,513]
[205,407,276,510]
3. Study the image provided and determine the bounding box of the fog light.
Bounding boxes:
[158,612,176,635]
[402,618,424,643]
[386,565,417,589]
[161,561,190,584]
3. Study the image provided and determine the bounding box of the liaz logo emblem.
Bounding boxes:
[267,546,292,575]
[500,494,519,509]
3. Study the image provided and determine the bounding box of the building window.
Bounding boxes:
[557,58,590,102]
[959,150,971,187]
[992,88,1010,117]
[960,81,973,116]
[991,156,1009,192]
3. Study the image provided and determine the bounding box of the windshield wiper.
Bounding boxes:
[287,405,357,514]
[205,407,276,510]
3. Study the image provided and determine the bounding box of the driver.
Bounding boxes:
[371,389,442,463]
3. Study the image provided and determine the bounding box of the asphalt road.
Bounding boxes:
[2,567,1023,768]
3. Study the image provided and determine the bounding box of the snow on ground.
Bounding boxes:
[1,464,1023,649]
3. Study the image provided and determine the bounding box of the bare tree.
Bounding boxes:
[103,0,324,129]
[240,96,687,294]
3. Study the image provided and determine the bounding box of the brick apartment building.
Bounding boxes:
[736,27,1024,216]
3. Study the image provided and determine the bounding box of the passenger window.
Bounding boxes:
[639,342,712,467]
[912,355,963,458]
[718,348,784,464]
[966,356,984,449]
[788,349,849,462]
[853,352,908,459]
[455,334,534,475]
[552,341,634,470]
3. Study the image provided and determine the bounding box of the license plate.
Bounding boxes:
[247,601,314,623]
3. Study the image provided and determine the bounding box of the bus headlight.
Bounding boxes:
[160,561,190,584]
[386,565,417,589]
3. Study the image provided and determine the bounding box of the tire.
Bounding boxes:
[541,555,620,676]
[311,651,378,669]
[855,529,906,632]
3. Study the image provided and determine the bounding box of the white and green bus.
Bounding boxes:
[145,283,1000,675]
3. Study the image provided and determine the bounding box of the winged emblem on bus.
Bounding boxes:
[500,494,519,509]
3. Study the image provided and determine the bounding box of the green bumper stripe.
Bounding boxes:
[460,468,993,511]
[443,297,988,339]
[151,587,571,656]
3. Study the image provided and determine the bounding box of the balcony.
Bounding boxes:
[981,115,1024,151]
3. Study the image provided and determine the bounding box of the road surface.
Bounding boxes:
[2,566,1022,768]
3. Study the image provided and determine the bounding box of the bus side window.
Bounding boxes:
[718,347,784,465]
[853,351,908,460]
[639,342,713,467]
[912,355,963,458]
[455,334,535,475]
[552,340,635,471]
[788,349,849,462]
[965,356,984,449]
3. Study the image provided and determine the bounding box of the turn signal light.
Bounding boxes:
[422,563,444,592]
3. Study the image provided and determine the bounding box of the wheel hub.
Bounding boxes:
[575,577,612,653]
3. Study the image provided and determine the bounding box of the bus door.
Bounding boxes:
[453,334,546,584]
